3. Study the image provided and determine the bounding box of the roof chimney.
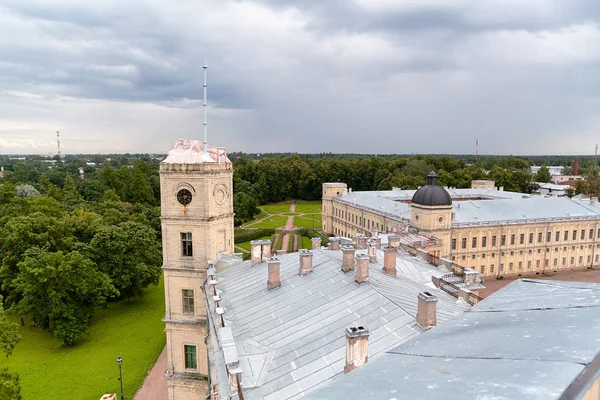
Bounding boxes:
[367,240,377,263]
[267,258,281,290]
[591,197,598,206]
[574,156,579,175]
[311,237,321,250]
[262,240,272,261]
[329,237,341,251]
[298,250,313,276]
[355,235,367,249]
[341,245,356,272]
[373,236,382,249]
[250,240,262,265]
[416,292,438,330]
[383,247,397,277]
[355,254,370,283]
[344,326,370,373]
[387,234,401,249]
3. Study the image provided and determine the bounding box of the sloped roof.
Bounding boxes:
[305,279,600,400]
[161,139,231,164]
[209,248,466,400]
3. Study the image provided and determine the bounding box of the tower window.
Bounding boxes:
[184,345,197,370]
[181,232,193,257]
[182,289,195,314]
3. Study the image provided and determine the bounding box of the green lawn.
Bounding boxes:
[294,216,322,229]
[236,236,272,251]
[246,215,288,228]
[294,202,322,214]
[0,279,166,400]
[261,203,293,214]
[300,236,313,249]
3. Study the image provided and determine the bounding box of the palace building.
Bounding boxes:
[323,172,600,278]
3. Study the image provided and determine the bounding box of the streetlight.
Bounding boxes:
[116,355,125,400]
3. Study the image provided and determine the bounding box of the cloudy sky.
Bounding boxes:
[1,0,599,155]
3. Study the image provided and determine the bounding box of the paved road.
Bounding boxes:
[133,346,168,400]
[280,201,296,251]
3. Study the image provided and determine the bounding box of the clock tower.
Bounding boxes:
[159,139,234,400]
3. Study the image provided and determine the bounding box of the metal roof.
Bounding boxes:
[304,279,600,400]
[209,248,467,399]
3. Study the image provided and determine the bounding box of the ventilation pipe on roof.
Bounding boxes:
[416,292,437,330]
[311,237,321,250]
[341,246,356,272]
[367,240,377,263]
[267,257,281,290]
[298,250,313,276]
[344,326,370,373]
[591,197,598,206]
[383,247,397,277]
[387,234,401,249]
[330,237,341,251]
[355,254,370,283]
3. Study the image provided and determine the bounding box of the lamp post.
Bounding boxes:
[117,355,125,400]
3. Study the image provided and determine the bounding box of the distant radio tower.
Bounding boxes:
[57,131,61,158]
[202,62,208,154]
[595,144,598,168]
[475,138,479,159]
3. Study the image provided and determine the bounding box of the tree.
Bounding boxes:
[0,295,21,400]
[89,221,162,299]
[535,165,552,183]
[11,249,117,345]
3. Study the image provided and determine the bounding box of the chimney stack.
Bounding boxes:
[262,240,272,261]
[373,236,382,249]
[311,237,322,250]
[341,245,356,272]
[298,250,313,276]
[574,156,579,175]
[355,235,367,249]
[367,240,377,263]
[344,326,370,373]
[355,254,370,283]
[250,240,262,265]
[383,247,397,277]
[416,292,438,330]
[591,197,598,206]
[267,258,281,290]
[387,234,401,249]
[329,237,341,251]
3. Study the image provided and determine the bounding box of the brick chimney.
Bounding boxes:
[355,235,367,249]
[262,240,272,261]
[250,240,262,265]
[341,245,356,272]
[416,292,437,330]
[298,250,313,276]
[387,234,401,249]
[355,254,370,283]
[344,326,370,373]
[311,237,322,250]
[267,258,281,290]
[367,240,377,263]
[383,247,397,277]
[329,237,341,251]
[574,156,579,175]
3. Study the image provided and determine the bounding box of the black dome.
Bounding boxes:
[411,171,452,206]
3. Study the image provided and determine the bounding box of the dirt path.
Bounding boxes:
[480,269,600,298]
[280,202,296,251]
[133,346,168,400]
[235,245,250,254]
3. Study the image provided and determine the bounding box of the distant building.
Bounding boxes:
[323,172,600,279]
[553,174,585,185]
[531,165,564,176]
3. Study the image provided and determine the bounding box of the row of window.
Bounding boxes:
[333,208,382,232]
[453,244,599,260]
[473,253,599,275]
[451,229,600,250]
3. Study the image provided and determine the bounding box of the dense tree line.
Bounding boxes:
[0,157,162,348]
[231,154,543,225]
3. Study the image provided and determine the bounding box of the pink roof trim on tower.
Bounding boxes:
[162,139,231,164]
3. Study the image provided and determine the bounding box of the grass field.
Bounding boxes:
[0,279,166,400]
[260,204,292,214]
[246,215,288,228]
[236,236,272,251]
[294,202,322,214]
[294,215,322,229]
[300,235,313,249]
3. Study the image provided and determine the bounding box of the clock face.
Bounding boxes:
[177,189,193,206]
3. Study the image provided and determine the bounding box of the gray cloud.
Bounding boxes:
[0,0,599,154]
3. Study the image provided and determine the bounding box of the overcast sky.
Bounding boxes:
[1,0,599,155]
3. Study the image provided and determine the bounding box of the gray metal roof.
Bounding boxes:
[336,189,600,227]
[210,248,466,399]
[304,279,600,400]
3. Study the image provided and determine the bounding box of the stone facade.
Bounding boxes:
[160,140,234,400]
[323,182,600,278]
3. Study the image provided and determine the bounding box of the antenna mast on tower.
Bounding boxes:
[57,131,61,158]
[475,138,479,160]
[203,62,208,154]
[596,144,598,168]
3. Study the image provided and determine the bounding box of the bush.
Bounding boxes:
[298,229,329,246]
[234,229,276,244]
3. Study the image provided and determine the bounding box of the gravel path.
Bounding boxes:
[133,346,168,400]
[280,201,296,251]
